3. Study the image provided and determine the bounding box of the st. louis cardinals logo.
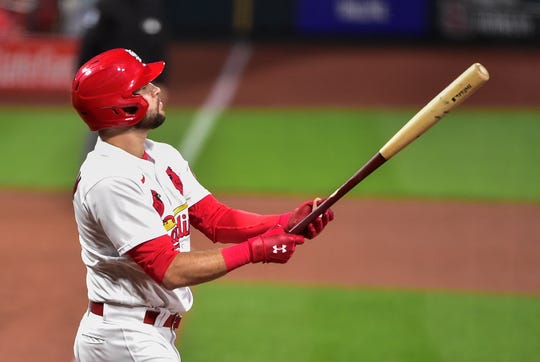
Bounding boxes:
[272,244,288,254]
[168,204,190,251]
[150,188,189,246]
[166,166,184,195]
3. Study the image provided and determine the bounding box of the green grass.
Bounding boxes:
[178,282,540,362]
[193,108,540,202]
[1,106,539,202]
[1,107,87,189]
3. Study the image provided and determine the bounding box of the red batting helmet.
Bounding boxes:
[72,48,165,131]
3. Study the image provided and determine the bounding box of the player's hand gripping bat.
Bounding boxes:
[288,63,490,235]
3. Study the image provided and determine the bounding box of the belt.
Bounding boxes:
[89,302,181,329]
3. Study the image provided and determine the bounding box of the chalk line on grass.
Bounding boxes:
[178,41,252,164]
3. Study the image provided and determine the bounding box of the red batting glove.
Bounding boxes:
[221,227,304,270]
[248,227,304,263]
[279,199,334,239]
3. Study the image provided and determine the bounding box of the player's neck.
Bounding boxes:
[99,127,148,158]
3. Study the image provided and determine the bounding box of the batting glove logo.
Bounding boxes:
[272,245,287,254]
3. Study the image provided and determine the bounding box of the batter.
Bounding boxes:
[71,48,334,361]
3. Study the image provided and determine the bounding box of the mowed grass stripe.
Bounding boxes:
[2,107,87,189]
[1,107,539,202]
[179,282,540,362]
[194,108,540,202]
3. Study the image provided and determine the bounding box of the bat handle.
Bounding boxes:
[287,153,387,234]
[287,197,337,234]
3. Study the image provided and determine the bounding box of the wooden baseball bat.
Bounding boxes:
[288,63,490,234]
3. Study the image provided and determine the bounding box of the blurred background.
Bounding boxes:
[1,1,539,361]
[1,0,539,103]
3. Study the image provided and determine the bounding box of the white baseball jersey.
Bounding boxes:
[73,137,210,314]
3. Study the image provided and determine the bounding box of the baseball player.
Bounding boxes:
[71,48,334,361]
[76,0,171,158]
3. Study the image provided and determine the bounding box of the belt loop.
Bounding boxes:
[155,310,169,327]
[171,313,181,330]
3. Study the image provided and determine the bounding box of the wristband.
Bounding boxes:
[221,242,252,271]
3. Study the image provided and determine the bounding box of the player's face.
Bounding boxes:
[134,83,166,129]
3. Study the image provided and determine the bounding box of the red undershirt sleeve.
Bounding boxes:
[189,194,291,244]
[127,235,179,284]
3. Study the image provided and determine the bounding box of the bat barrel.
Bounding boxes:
[379,63,489,160]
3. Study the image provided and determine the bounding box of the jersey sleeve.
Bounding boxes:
[127,235,179,284]
[184,164,209,207]
[86,177,167,255]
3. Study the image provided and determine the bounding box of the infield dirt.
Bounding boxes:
[1,43,539,361]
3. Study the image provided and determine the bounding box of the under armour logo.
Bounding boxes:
[272,244,287,254]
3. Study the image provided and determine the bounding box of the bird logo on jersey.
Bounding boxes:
[151,190,164,217]
[166,166,184,195]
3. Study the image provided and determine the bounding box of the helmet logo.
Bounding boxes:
[124,49,143,63]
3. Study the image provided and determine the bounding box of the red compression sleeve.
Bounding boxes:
[127,235,179,284]
[189,194,289,244]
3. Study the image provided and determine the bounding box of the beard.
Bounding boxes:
[135,110,166,130]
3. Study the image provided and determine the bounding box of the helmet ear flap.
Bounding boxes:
[112,94,149,124]
[129,92,149,121]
